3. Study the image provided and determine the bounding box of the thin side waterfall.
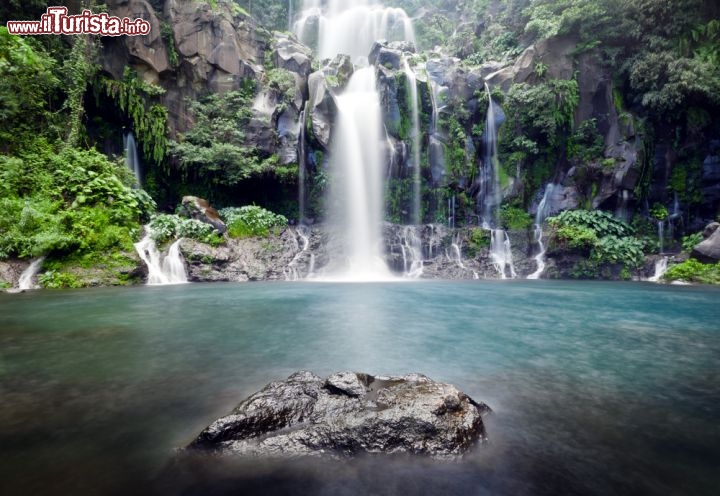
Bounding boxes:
[327,67,392,280]
[123,131,141,185]
[297,103,308,224]
[482,82,515,279]
[648,256,669,283]
[658,220,665,254]
[402,57,421,226]
[287,0,294,31]
[615,189,630,221]
[400,226,423,278]
[295,0,415,62]
[528,183,558,280]
[134,229,188,285]
[16,257,45,291]
[428,78,447,186]
[285,226,311,281]
[479,82,504,228]
[490,229,517,280]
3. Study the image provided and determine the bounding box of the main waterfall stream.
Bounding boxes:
[1,281,718,495]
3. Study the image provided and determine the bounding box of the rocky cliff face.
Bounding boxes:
[93,0,719,284]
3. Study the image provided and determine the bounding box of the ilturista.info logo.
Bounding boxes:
[6,7,151,36]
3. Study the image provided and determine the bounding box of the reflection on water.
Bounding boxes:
[0,281,719,495]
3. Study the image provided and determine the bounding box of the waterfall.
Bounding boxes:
[400,226,423,278]
[327,67,392,280]
[295,0,415,63]
[490,229,516,280]
[648,256,669,283]
[479,83,504,228]
[528,183,559,280]
[402,58,421,226]
[481,82,515,279]
[285,226,311,281]
[134,230,188,285]
[288,0,294,31]
[657,220,665,254]
[298,103,308,224]
[15,257,45,291]
[615,189,630,221]
[123,131,141,185]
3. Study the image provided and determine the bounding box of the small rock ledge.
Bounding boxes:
[188,371,491,459]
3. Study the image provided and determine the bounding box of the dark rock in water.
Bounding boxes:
[180,196,227,234]
[189,371,491,459]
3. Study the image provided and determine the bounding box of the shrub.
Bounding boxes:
[465,227,490,257]
[555,225,598,250]
[549,209,635,238]
[592,235,645,267]
[38,270,83,289]
[664,259,720,284]
[500,205,533,230]
[549,209,645,268]
[682,232,704,252]
[148,214,222,246]
[219,206,288,238]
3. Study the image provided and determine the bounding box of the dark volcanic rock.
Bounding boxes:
[692,223,720,262]
[189,371,491,459]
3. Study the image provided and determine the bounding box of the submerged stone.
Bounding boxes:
[188,371,491,459]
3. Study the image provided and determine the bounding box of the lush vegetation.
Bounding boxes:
[548,210,645,272]
[664,259,720,285]
[220,206,288,239]
[148,214,223,246]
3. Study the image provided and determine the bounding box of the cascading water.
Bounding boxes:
[481,82,515,279]
[327,67,392,280]
[285,226,311,281]
[402,58,421,226]
[297,103,308,224]
[295,1,415,280]
[287,0,294,31]
[399,226,423,278]
[134,229,188,285]
[123,131,141,185]
[657,220,665,254]
[615,189,630,221]
[528,183,559,280]
[295,0,415,63]
[648,256,669,283]
[479,83,503,228]
[490,229,517,280]
[13,257,45,291]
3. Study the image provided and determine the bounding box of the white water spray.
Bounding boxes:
[285,226,311,281]
[648,256,669,283]
[13,257,45,291]
[528,183,559,280]
[295,0,415,63]
[402,58,421,226]
[134,229,188,285]
[481,82,515,279]
[490,229,517,280]
[327,67,392,280]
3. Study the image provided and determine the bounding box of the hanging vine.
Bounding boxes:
[63,34,100,148]
[96,67,168,165]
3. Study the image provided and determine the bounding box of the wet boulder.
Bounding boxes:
[188,371,491,459]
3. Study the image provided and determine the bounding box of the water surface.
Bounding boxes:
[1,281,718,495]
